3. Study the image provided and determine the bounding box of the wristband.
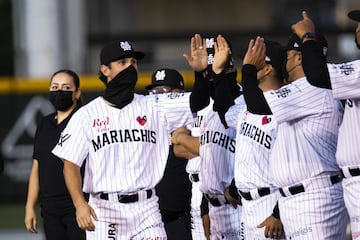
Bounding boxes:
[301,32,316,42]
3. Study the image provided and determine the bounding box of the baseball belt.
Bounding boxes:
[340,166,360,178]
[279,173,342,197]
[189,173,199,182]
[238,187,271,201]
[99,189,153,203]
[204,193,229,207]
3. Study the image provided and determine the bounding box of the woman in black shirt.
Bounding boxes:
[25,69,85,240]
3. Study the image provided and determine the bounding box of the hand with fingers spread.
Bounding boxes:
[257,215,284,239]
[291,11,316,41]
[242,36,266,70]
[212,35,231,74]
[183,33,208,72]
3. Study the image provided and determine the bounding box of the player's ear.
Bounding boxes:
[296,53,302,64]
[75,88,81,101]
[264,64,273,76]
[100,64,110,77]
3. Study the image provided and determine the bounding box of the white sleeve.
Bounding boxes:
[327,60,360,99]
[263,78,330,123]
[225,94,246,128]
[161,92,193,133]
[52,110,88,167]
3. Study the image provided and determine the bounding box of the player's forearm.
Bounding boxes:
[242,64,272,114]
[63,160,87,208]
[173,144,198,159]
[302,40,332,89]
[177,135,199,156]
[25,160,40,208]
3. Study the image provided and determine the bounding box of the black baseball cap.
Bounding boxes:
[283,33,328,57]
[205,37,234,68]
[145,68,185,90]
[264,40,286,74]
[100,40,145,65]
[348,10,360,22]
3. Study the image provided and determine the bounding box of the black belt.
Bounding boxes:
[239,187,271,201]
[279,173,342,197]
[99,189,153,203]
[204,194,229,207]
[340,167,360,178]
[190,173,199,182]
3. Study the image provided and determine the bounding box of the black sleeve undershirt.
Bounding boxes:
[301,40,331,89]
[190,71,210,113]
[242,64,272,114]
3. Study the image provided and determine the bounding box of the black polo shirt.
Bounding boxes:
[32,108,79,213]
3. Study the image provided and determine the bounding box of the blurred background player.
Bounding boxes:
[146,68,193,240]
[292,10,360,239]
[25,69,85,240]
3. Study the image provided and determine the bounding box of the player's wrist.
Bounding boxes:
[301,32,316,43]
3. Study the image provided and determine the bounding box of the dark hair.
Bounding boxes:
[50,69,80,89]
[50,69,82,105]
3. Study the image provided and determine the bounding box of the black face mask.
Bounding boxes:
[281,60,289,82]
[49,90,74,111]
[103,65,137,108]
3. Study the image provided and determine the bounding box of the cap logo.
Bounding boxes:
[120,41,132,51]
[155,70,166,81]
[208,53,214,65]
[206,38,215,49]
[322,47,328,57]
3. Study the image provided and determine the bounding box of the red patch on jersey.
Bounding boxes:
[136,116,147,126]
[262,116,271,125]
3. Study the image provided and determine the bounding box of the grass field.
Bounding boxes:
[0,203,42,229]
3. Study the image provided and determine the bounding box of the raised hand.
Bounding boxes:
[212,35,231,74]
[291,11,315,39]
[242,36,266,71]
[183,34,208,72]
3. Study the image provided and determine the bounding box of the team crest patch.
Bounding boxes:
[136,116,147,126]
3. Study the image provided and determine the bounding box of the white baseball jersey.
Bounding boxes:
[226,107,278,191]
[52,93,193,194]
[186,107,210,240]
[327,60,360,239]
[263,77,344,187]
[327,61,360,167]
[198,98,240,195]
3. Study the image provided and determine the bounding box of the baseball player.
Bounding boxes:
[172,109,210,240]
[25,69,85,240]
[292,10,360,239]
[146,68,193,240]
[260,24,348,238]
[184,34,244,239]
[52,40,194,239]
[219,38,286,239]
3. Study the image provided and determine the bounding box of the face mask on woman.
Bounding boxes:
[49,90,74,111]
